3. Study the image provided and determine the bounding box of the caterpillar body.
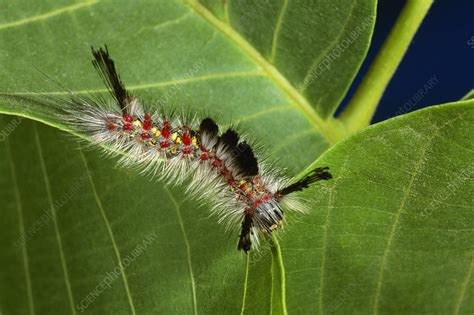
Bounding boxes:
[45,46,333,252]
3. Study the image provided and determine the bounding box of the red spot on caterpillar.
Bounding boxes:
[244,207,254,215]
[144,113,151,120]
[142,121,151,130]
[220,169,229,176]
[106,122,116,130]
[252,199,262,208]
[123,123,133,131]
[161,126,170,138]
[182,133,191,146]
[212,160,222,168]
[182,147,192,154]
[200,153,209,160]
[141,132,150,139]
[123,115,133,123]
[160,141,169,148]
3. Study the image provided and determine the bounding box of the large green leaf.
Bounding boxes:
[281,101,474,314]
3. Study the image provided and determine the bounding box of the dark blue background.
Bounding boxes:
[338,0,474,123]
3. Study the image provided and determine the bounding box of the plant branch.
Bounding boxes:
[339,0,434,133]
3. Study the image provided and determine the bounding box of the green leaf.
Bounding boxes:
[281,100,474,314]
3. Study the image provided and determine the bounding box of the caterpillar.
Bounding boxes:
[27,46,333,252]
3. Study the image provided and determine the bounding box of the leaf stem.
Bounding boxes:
[339,0,434,132]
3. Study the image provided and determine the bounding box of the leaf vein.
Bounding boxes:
[269,0,289,63]
[33,125,76,315]
[0,0,98,31]
[1,71,264,96]
[78,148,136,315]
[5,136,35,315]
[164,187,198,315]
[183,0,336,144]
[220,105,294,130]
[318,157,349,314]
[453,255,474,315]
[300,0,357,92]
[371,112,468,314]
[152,11,193,31]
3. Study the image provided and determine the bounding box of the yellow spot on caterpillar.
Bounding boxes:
[192,136,198,147]
[155,130,161,137]
[171,132,178,141]
[176,137,182,144]
[269,224,279,231]
[151,127,157,133]
[133,120,141,127]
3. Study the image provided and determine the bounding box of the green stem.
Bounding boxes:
[339,0,434,132]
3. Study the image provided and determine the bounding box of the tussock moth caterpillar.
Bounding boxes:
[19,46,333,252]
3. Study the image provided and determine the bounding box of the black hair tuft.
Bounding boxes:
[199,117,219,137]
[234,142,259,177]
[219,129,239,150]
[91,46,130,115]
[277,167,332,196]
